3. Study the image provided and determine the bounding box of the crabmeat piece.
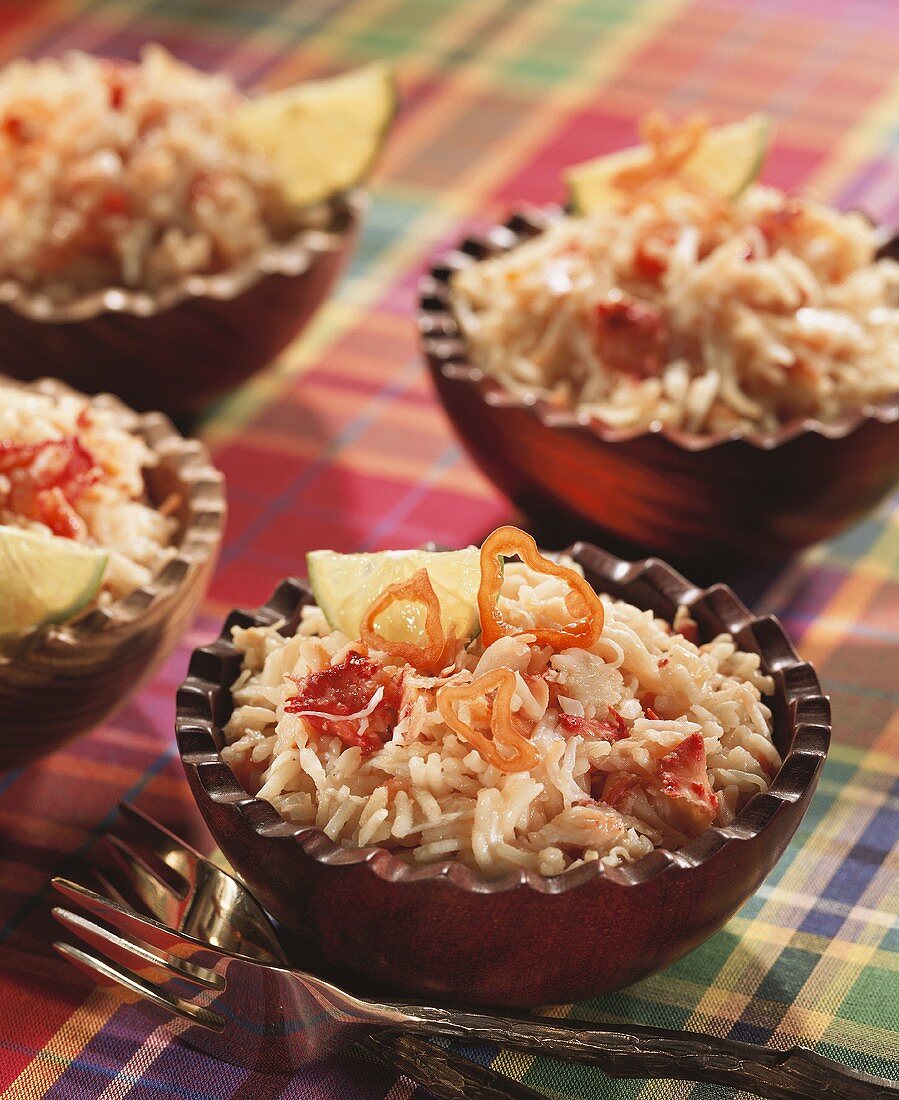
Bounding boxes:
[655,732,718,834]
[600,772,639,813]
[559,710,628,742]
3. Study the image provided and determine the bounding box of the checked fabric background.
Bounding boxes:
[0,0,897,1097]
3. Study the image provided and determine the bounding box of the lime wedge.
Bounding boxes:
[0,526,107,637]
[307,548,481,646]
[566,114,770,214]
[231,61,396,208]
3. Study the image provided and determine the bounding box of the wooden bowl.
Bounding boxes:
[418,209,899,572]
[176,545,829,1007]
[0,197,360,418]
[0,377,226,769]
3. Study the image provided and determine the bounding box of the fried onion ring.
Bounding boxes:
[477,526,604,650]
[437,667,538,773]
[360,567,448,672]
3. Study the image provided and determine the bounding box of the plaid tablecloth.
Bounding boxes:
[0,0,897,1096]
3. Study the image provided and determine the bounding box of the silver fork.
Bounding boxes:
[53,803,545,1100]
[51,804,899,1100]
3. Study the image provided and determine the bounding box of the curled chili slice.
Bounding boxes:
[477,526,604,650]
[612,112,707,195]
[360,568,448,673]
[437,667,538,773]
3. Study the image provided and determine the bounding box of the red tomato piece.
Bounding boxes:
[101,60,130,110]
[2,114,25,141]
[0,436,99,539]
[102,188,130,215]
[674,618,699,645]
[285,650,401,755]
[633,225,678,280]
[32,487,82,539]
[594,296,668,378]
[756,200,803,248]
[633,244,667,280]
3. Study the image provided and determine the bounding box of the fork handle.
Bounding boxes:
[360,1033,547,1100]
[387,1004,898,1100]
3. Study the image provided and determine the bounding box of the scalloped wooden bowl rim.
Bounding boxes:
[177,543,831,897]
[0,194,361,323]
[1,374,226,651]
[418,205,899,453]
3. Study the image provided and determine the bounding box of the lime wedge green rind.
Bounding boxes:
[0,526,107,637]
[682,113,770,199]
[733,114,769,197]
[307,547,481,646]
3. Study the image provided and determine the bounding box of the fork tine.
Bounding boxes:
[115,803,202,882]
[53,906,223,991]
[92,841,288,967]
[53,940,223,1032]
[103,822,188,896]
[97,834,185,925]
[83,864,154,936]
[116,805,291,967]
[90,865,137,910]
[52,877,219,960]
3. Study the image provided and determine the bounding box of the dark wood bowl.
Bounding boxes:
[0,197,360,418]
[418,209,899,572]
[176,545,829,1007]
[0,377,226,769]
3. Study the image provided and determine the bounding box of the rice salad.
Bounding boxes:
[451,125,899,435]
[0,46,306,299]
[0,384,176,598]
[222,528,780,877]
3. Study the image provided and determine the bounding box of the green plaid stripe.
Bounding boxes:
[480,746,899,1099]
